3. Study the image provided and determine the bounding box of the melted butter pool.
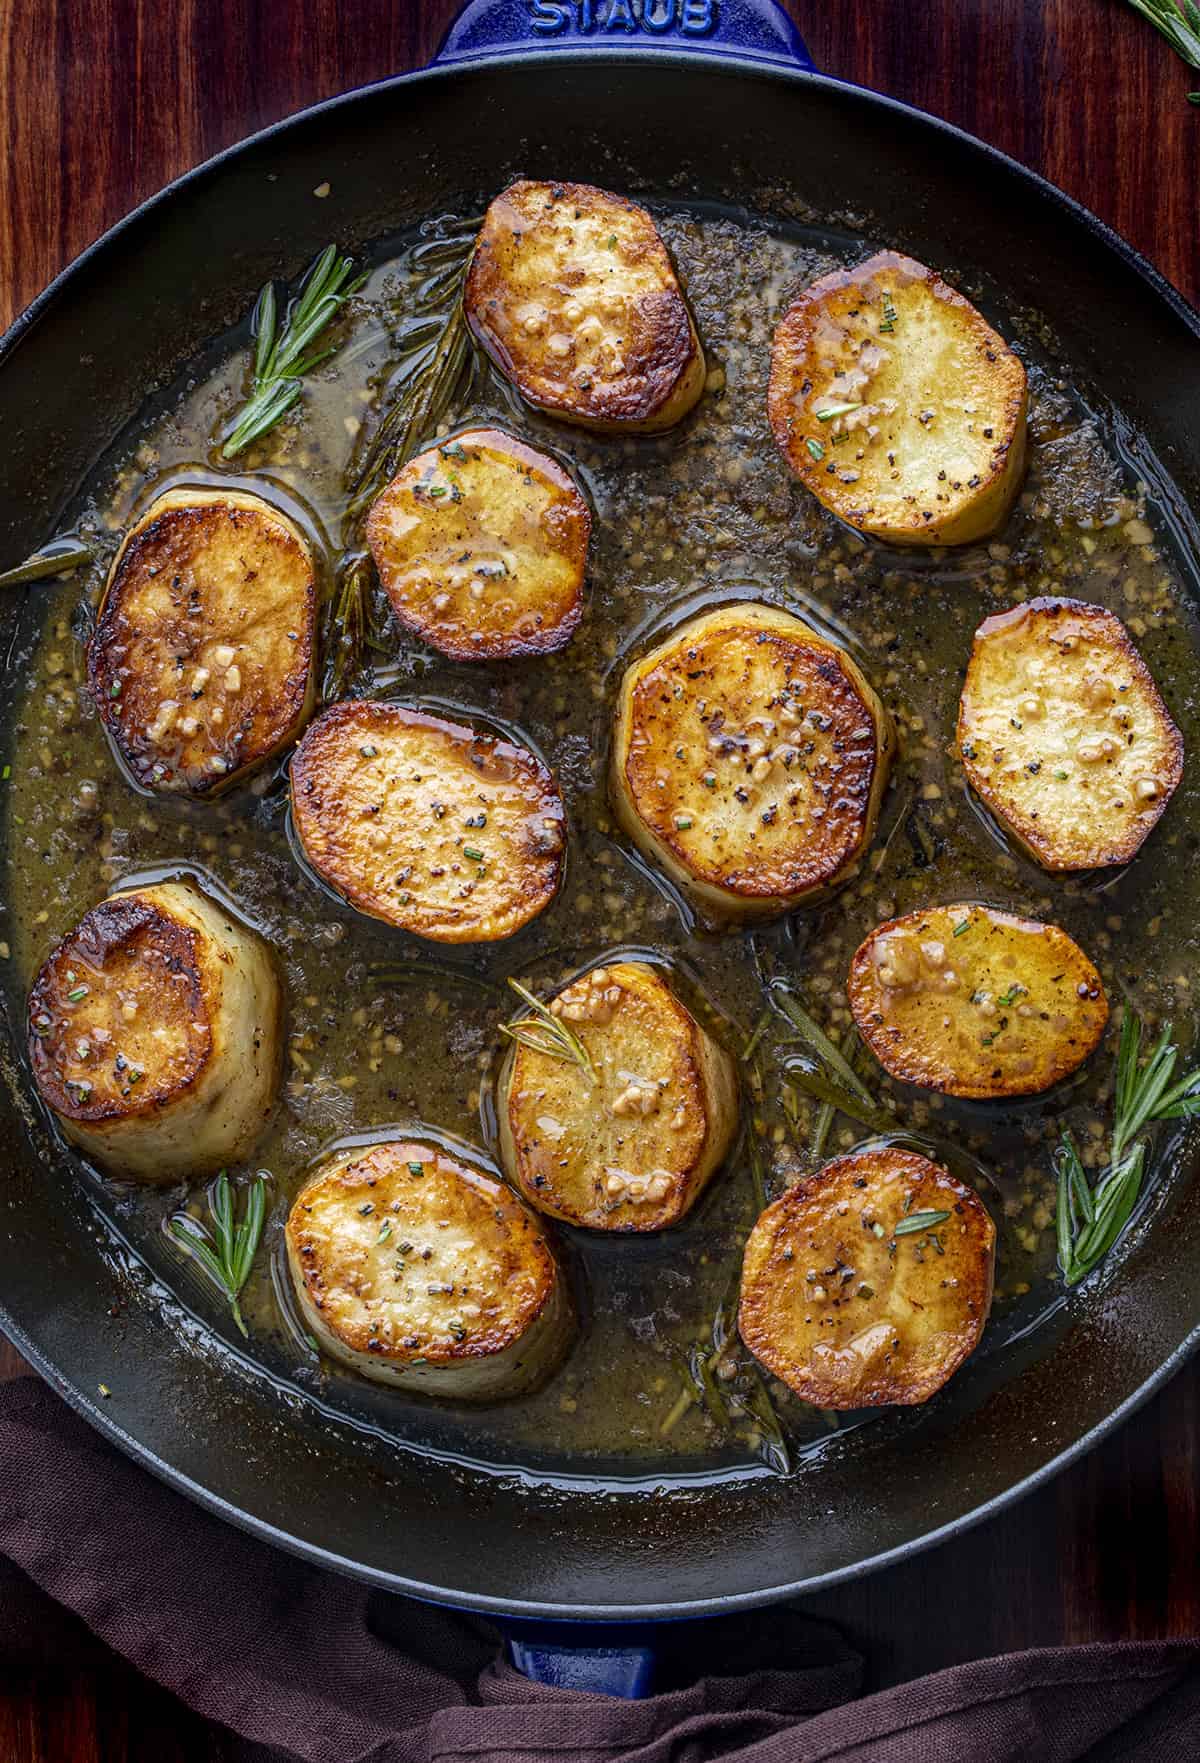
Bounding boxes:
[3,202,1200,1481]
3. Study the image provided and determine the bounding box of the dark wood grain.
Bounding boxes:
[1,1,1198,1756]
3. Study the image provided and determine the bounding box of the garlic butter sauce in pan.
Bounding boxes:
[1,41,1199,1616]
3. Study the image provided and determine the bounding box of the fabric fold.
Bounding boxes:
[1,1376,1197,1763]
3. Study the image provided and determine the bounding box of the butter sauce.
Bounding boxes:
[3,202,1199,1482]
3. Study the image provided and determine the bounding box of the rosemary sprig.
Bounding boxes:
[344,233,476,523]
[319,225,477,693]
[0,535,94,589]
[1123,0,1200,98]
[168,1172,268,1337]
[222,245,363,457]
[1056,1012,1200,1285]
[663,1267,791,1472]
[322,555,370,702]
[320,552,393,702]
[499,978,598,1081]
[767,980,874,1107]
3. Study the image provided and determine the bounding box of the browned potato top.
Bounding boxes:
[26,879,282,1183]
[465,180,705,432]
[29,890,211,1124]
[611,602,893,921]
[848,903,1108,1098]
[290,699,566,943]
[498,960,738,1232]
[89,489,317,794]
[739,1147,996,1408]
[365,427,591,661]
[286,1139,564,1372]
[957,596,1183,872]
[768,251,1027,547]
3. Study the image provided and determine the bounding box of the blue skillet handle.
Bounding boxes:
[433,0,814,72]
[506,1625,657,1697]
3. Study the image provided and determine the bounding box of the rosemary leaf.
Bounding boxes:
[212,1174,237,1282]
[892,1208,951,1237]
[1055,1153,1075,1279]
[1111,1018,1197,1162]
[499,1022,579,1061]
[711,1275,739,1357]
[1068,1148,1144,1276]
[1060,1130,1094,1225]
[231,1178,267,1290]
[225,381,303,454]
[252,280,277,380]
[0,535,94,589]
[870,780,917,872]
[167,1224,230,1294]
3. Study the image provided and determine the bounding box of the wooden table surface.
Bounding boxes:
[1,1,1198,1756]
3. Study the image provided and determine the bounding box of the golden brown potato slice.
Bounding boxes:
[464,180,705,433]
[364,427,590,661]
[610,602,894,924]
[957,596,1183,872]
[89,488,317,794]
[286,1138,571,1400]
[497,960,738,1232]
[739,1146,995,1408]
[27,879,282,1181]
[290,699,565,943]
[848,903,1108,1098]
[768,251,1027,547]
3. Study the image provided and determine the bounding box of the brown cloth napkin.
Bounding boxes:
[2,1374,1199,1762]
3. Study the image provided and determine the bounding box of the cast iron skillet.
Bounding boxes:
[1,0,1199,1676]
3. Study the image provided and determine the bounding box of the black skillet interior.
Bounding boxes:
[1,54,1199,1619]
